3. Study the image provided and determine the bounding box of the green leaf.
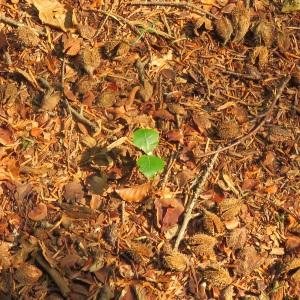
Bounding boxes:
[137,155,165,178]
[133,128,159,154]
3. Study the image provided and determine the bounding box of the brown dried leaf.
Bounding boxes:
[64,182,84,202]
[116,182,151,203]
[31,0,76,32]
[154,198,184,231]
[152,109,175,121]
[231,5,251,43]
[28,202,48,221]
[0,241,12,270]
[214,16,233,45]
[286,235,300,251]
[218,198,243,221]
[189,233,217,257]
[193,112,212,133]
[14,183,32,202]
[15,263,42,284]
[138,80,153,102]
[0,126,14,145]
[203,210,225,235]
[163,251,188,271]
[167,103,187,116]
[87,174,108,195]
[166,130,184,143]
[62,35,81,56]
[203,263,232,288]
[227,227,247,250]
[235,246,266,276]
[41,89,60,111]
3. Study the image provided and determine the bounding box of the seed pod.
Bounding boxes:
[218,120,240,140]
[277,30,290,53]
[214,16,233,45]
[79,46,100,75]
[16,26,40,48]
[163,251,188,271]
[231,6,251,43]
[253,19,274,47]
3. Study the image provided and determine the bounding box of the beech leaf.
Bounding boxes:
[137,155,165,179]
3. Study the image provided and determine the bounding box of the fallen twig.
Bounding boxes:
[196,75,291,158]
[129,1,217,19]
[0,14,45,36]
[174,149,220,251]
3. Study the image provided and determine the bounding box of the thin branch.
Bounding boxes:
[174,149,220,251]
[196,75,291,158]
[129,1,218,19]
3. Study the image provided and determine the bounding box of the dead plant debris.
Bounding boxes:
[0,0,299,299]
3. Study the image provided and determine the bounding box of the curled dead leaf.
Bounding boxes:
[154,198,184,232]
[41,89,60,111]
[116,182,151,203]
[28,202,48,221]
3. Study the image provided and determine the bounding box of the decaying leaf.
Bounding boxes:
[63,182,84,202]
[0,126,14,145]
[15,263,42,284]
[163,251,188,272]
[231,5,251,43]
[193,112,211,133]
[116,182,151,203]
[282,0,300,12]
[154,198,184,232]
[41,89,60,111]
[218,198,243,221]
[31,0,76,32]
[28,202,48,221]
[62,34,81,56]
[188,233,217,257]
[202,263,232,288]
[202,210,225,235]
[227,227,248,250]
[214,16,233,45]
[138,80,153,102]
[86,174,108,195]
[235,245,266,276]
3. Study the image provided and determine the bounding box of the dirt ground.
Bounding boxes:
[0,0,300,299]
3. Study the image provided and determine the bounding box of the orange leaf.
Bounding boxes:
[0,126,14,145]
[30,127,43,137]
[116,183,151,203]
[28,203,48,221]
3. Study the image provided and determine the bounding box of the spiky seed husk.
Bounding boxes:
[203,210,225,235]
[277,30,290,53]
[231,6,251,43]
[15,263,43,284]
[218,120,240,140]
[163,251,188,271]
[16,26,40,48]
[251,46,269,68]
[80,46,100,75]
[218,198,243,221]
[189,233,217,257]
[214,16,233,45]
[203,264,232,288]
[253,19,274,47]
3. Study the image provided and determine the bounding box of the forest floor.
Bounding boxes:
[0,0,300,299]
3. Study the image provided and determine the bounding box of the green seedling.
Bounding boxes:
[133,128,165,179]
